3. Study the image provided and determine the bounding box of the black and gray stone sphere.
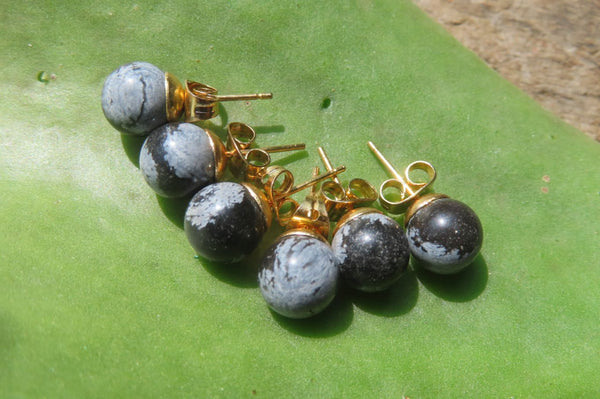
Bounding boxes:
[331,211,410,292]
[140,123,216,198]
[101,61,167,136]
[259,233,338,319]
[184,182,268,263]
[406,198,483,274]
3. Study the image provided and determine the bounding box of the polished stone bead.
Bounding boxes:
[259,233,338,319]
[406,198,483,274]
[140,122,216,198]
[331,211,410,292]
[184,182,268,263]
[101,61,166,136]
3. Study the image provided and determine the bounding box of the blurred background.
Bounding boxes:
[414,0,600,141]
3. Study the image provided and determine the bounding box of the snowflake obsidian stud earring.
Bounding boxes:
[101,61,272,135]
[184,180,272,264]
[258,167,340,319]
[368,142,483,274]
[184,164,346,264]
[139,122,304,198]
[318,147,410,292]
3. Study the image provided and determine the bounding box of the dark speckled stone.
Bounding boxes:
[331,211,410,292]
[259,233,338,319]
[184,182,268,263]
[406,198,483,274]
[101,61,167,136]
[140,123,216,198]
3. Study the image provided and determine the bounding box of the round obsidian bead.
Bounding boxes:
[101,61,167,136]
[406,198,483,274]
[331,210,410,292]
[140,122,217,198]
[184,182,268,263]
[259,232,338,319]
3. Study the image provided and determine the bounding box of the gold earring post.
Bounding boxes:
[216,93,273,101]
[286,166,331,240]
[259,143,306,153]
[286,166,346,196]
[164,74,273,122]
[367,141,414,196]
[367,141,437,214]
[317,146,377,219]
[225,122,306,182]
[185,80,273,121]
[317,147,343,187]
[227,122,304,154]
[262,165,345,231]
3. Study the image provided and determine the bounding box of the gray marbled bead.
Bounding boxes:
[331,211,410,292]
[259,233,338,319]
[140,122,216,198]
[184,182,268,263]
[101,61,167,136]
[406,198,483,274]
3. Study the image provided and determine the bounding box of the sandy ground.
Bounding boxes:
[413,0,600,141]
